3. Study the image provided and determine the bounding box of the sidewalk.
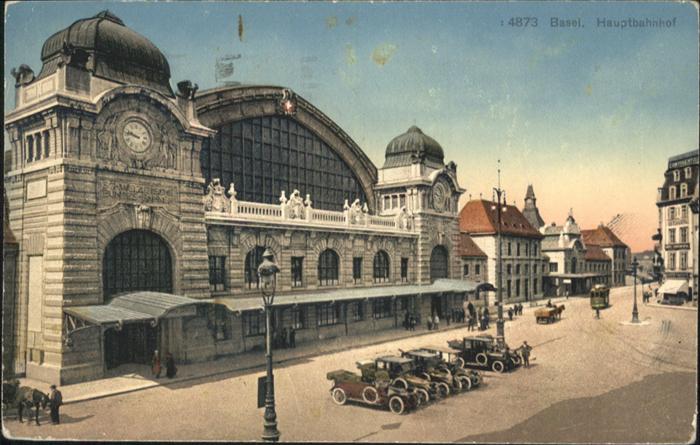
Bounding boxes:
[18,320,475,405]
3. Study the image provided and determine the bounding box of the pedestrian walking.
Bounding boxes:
[289,327,296,348]
[521,341,532,368]
[404,310,410,330]
[433,313,440,330]
[518,303,523,315]
[165,351,177,379]
[595,308,600,319]
[508,308,513,321]
[410,315,416,331]
[280,327,288,349]
[565,290,569,300]
[467,302,475,318]
[480,315,487,331]
[48,384,63,424]
[151,350,161,378]
[477,307,483,321]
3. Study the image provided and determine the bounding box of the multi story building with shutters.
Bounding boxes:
[654,150,699,301]
[3,11,486,384]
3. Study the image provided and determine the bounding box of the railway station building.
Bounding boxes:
[3,11,490,384]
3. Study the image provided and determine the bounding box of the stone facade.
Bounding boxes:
[4,12,488,384]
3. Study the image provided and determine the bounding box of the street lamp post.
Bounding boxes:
[631,257,640,323]
[491,162,508,348]
[258,249,281,442]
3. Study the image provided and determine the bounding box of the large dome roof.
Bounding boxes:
[38,10,173,96]
[384,126,444,168]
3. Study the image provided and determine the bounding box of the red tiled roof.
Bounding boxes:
[581,226,628,248]
[459,199,543,239]
[458,233,487,258]
[584,244,611,261]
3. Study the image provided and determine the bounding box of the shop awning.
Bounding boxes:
[64,291,210,326]
[212,279,485,313]
[547,273,601,279]
[657,280,689,295]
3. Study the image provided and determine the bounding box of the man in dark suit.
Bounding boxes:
[49,384,63,424]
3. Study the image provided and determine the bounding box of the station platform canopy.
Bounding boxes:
[64,291,209,327]
[211,279,486,313]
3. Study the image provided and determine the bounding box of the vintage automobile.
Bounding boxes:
[535,304,565,324]
[447,334,519,373]
[419,346,483,390]
[326,369,420,414]
[398,349,459,395]
[361,356,443,401]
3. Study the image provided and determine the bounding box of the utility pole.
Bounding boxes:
[492,160,507,348]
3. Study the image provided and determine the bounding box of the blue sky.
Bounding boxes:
[4,1,698,250]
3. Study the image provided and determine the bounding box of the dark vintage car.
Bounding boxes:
[419,346,483,390]
[326,369,419,414]
[398,349,458,395]
[363,356,444,401]
[447,334,520,373]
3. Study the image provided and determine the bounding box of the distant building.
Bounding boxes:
[541,210,611,296]
[459,199,547,302]
[522,184,545,230]
[581,225,629,287]
[458,233,488,288]
[655,150,699,301]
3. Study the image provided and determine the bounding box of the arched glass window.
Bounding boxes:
[103,230,172,298]
[430,245,449,282]
[202,116,367,211]
[318,249,339,286]
[373,250,390,283]
[680,183,687,197]
[244,246,267,289]
[669,186,676,200]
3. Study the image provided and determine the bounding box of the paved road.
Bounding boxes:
[4,287,697,442]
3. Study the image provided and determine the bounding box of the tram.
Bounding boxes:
[590,284,610,309]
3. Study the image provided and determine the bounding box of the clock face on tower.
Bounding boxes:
[432,177,451,212]
[122,119,152,154]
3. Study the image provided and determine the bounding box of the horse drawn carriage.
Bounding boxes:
[534,304,565,324]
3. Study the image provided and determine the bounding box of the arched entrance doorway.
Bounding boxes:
[430,245,449,318]
[103,230,173,369]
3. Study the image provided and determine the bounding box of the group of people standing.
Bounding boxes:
[403,312,418,331]
[273,327,297,349]
[507,303,524,321]
[151,350,177,379]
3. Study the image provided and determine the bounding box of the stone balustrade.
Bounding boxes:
[203,179,415,234]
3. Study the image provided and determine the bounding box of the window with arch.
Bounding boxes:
[673,170,680,181]
[103,230,172,298]
[669,186,677,200]
[244,246,267,289]
[202,116,367,211]
[680,183,687,198]
[430,245,449,281]
[318,249,339,286]
[685,167,692,179]
[373,250,390,283]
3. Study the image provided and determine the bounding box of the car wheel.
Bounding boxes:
[391,378,408,390]
[416,388,430,404]
[362,386,379,404]
[475,353,488,366]
[420,372,431,381]
[459,376,472,391]
[389,396,405,415]
[456,358,465,369]
[470,373,481,387]
[491,360,505,373]
[438,382,450,397]
[452,377,462,392]
[332,388,347,405]
[512,355,521,365]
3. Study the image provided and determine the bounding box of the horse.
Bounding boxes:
[16,386,50,425]
[555,304,566,319]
